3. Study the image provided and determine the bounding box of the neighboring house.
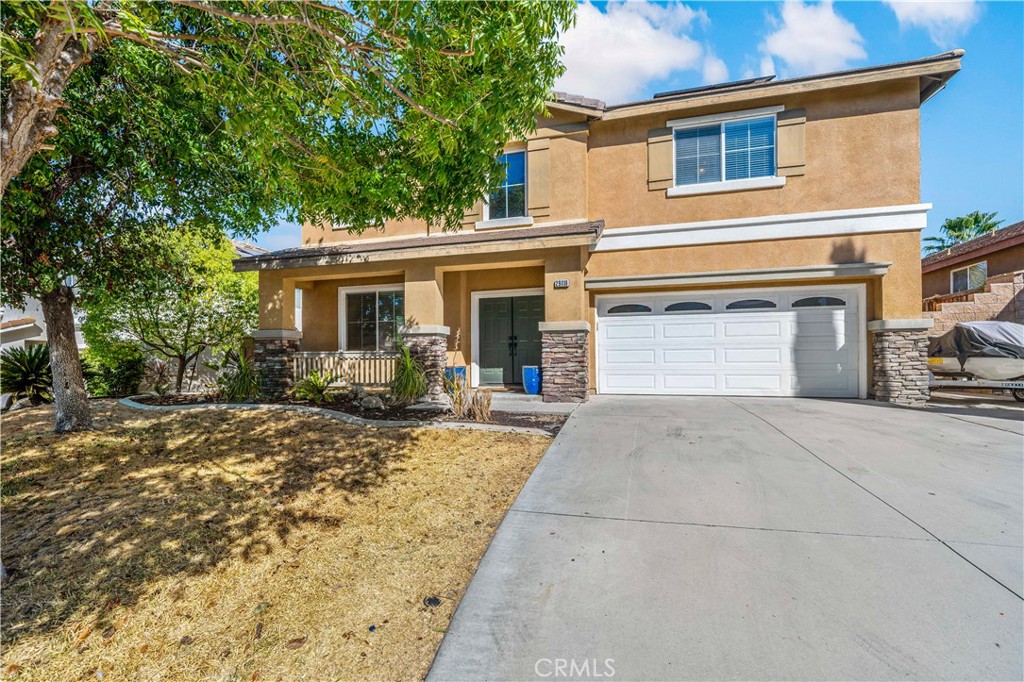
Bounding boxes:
[922,221,1024,335]
[922,221,1023,297]
[236,50,964,407]
[1,297,86,351]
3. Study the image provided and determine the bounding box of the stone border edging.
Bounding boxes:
[117,397,554,437]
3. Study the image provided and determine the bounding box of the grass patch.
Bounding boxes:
[1,401,549,680]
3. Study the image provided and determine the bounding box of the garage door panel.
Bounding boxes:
[597,287,861,398]
[792,320,847,337]
[605,349,657,364]
[662,322,715,339]
[792,373,857,395]
[662,374,718,390]
[723,320,783,337]
[603,373,657,390]
[723,347,782,365]
[605,324,656,340]
[723,374,783,391]
[663,348,716,365]
[793,348,853,364]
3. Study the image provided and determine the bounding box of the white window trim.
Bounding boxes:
[469,287,544,388]
[666,175,785,197]
[336,284,404,352]
[475,216,535,230]
[483,149,528,222]
[950,261,988,293]
[667,105,785,198]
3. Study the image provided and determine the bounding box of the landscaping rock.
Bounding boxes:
[360,395,385,410]
[0,393,13,413]
[9,398,33,412]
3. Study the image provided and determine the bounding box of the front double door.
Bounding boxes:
[478,295,544,385]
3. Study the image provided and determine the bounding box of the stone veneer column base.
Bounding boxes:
[403,326,449,402]
[868,319,932,407]
[540,322,590,403]
[252,330,301,399]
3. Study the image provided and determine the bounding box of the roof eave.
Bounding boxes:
[234,231,601,273]
[602,50,964,120]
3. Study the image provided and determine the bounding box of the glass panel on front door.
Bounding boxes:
[478,295,543,385]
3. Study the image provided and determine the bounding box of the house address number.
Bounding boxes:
[553,279,570,289]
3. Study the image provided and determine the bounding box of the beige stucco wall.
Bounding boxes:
[922,244,1024,298]
[301,110,591,247]
[587,230,923,319]
[299,275,402,351]
[588,80,921,230]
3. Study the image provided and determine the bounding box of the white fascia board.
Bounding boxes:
[591,203,931,253]
[666,105,784,129]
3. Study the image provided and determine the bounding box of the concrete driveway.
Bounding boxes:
[429,396,1023,681]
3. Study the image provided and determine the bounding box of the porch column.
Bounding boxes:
[403,265,448,401]
[540,321,590,403]
[254,272,300,399]
[541,248,590,403]
[868,319,932,407]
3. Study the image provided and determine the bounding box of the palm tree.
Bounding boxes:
[923,211,1004,254]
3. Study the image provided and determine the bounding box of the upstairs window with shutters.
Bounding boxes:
[673,115,777,187]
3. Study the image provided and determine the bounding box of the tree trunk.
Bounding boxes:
[175,356,188,393]
[40,285,92,433]
[1,20,95,197]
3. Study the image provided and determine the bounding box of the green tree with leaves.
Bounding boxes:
[2,2,574,432]
[83,228,258,392]
[923,211,1004,254]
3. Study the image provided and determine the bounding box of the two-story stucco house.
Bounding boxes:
[235,50,963,407]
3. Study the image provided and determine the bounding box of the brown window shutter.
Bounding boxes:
[777,109,806,177]
[461,201,482,226]
[648,128,674,191]
[527,138,551,217]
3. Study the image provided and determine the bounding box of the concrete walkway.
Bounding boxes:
[429,396,1023,681]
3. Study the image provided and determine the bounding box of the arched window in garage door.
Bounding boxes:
[792,296,846,308]
[665,301,712,313]
[607,303,653,315]
[726,299,776,310]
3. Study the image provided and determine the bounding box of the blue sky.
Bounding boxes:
[255,1,1023,252]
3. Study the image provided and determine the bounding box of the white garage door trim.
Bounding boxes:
[595,284,867,398]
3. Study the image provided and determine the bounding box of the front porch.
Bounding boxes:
[236,224,603,403]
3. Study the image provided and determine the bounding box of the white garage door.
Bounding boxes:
[596,286,863,397]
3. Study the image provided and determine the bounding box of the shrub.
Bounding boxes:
[292,371,337,405]
[389,342,426,407]
[0,345,52,404]
[214,351,263,402]
[144,358,172,396]
[469,388,492,423]
[83,347,146,397]
[444,372,492,423]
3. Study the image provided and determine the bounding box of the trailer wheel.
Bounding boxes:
[1014,389,1024,403]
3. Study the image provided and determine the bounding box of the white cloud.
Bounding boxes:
[760,1,867,77]
[702,48,729,84]
[883,0,979,48]
[555,1,707,103]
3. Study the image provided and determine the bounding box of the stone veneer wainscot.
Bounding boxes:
[540,322,590,403]
[868,319,933,407]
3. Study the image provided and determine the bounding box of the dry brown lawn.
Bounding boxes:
[0,401,550,681]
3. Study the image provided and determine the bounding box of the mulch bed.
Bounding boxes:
[132,393,568,435]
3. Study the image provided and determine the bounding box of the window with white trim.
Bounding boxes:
[345,289,404,351]
[674,116,776,187]
[951,261,987,293]
[485,151,526,220]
